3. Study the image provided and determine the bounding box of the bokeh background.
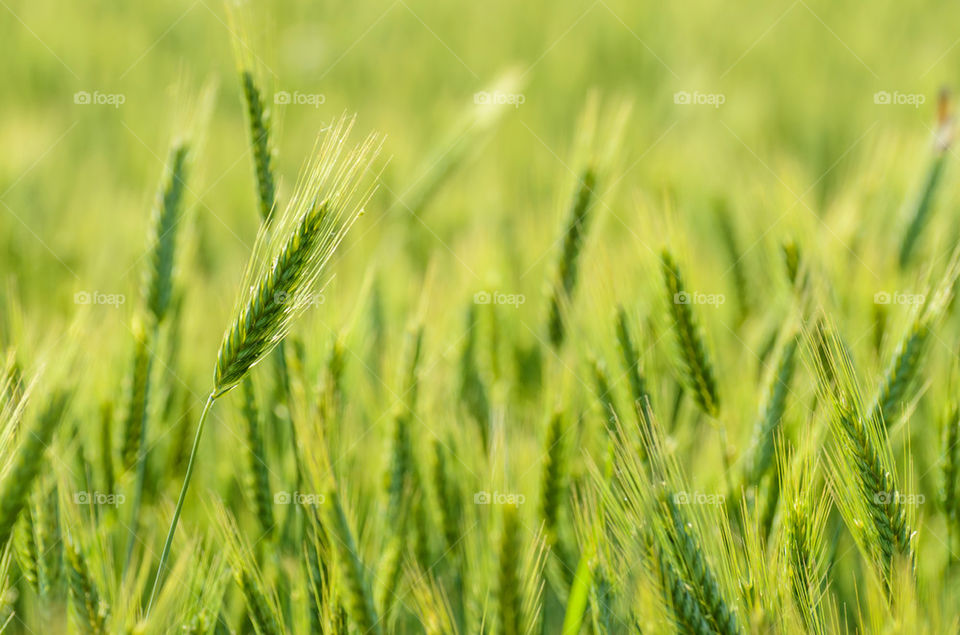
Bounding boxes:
[2,2,959,630]
[2,0,955,354]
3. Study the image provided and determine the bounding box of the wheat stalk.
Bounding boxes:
[868,318,930,428]
[661,249,721,418]
[65,532,108,634]
[0,390,69,549]
[240,377,274,536]
[498,503,522,635]
[322,486,382,634]
[744,336,798,486]
[899,89,953,268]
[615,306,654,434]
[458,304,490,449]
[547,167,597,347]
[943,403,960,558]
[811,324,914,590]
[240,70,277,224]
[216,503,285,635]
[147,119,380,614]
[539,412,566,547]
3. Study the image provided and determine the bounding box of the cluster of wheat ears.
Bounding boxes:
[4,31,960,635]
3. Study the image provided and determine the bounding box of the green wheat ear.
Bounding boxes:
[0,390,69,549]
[322,487,382,634]
[214,121,381,396]
[65,532,109,633]
[942,401,960,560]
[811,323,914,590]
[899,90,953,269]
[240,377,274,536]
[778,443,829,634]
[148,119,381,615]
[869,254,959,427]
[143,144,190,325]
[661,249,720,418]
[539,411,567,546]
[240,70,277,224]
[459,303,491,449]
[547,167,597,347]
[615,306,654,432]
[498,504,523,635]
[744,336,798,486]
[215,503,284,635]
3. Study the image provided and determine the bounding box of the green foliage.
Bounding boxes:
[7,3,960,632]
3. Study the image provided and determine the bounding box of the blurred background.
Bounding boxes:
[0,0,954,385]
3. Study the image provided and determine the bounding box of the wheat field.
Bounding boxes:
[2,0,960,633]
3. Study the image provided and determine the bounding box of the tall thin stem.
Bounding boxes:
[123,323,159,576]
[146,391,216,615]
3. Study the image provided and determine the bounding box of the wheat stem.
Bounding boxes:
[147,391,215,615]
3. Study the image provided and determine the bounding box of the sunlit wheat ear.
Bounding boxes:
[143,144,190,325]
[498,504,522,635]
[655,543,713,634]
[808,321,914,591]
[780,240,801,287]
[745,336,798,486]
[240,70,276,224]
[661,249,720,418]
[777,442,829,634]
[215,502,284,635]
[0,390,69,549]
[615,306,653,432]
[539,411,567,551]
[868,255,959,428]
[546,167,597,348]
[322,487,382,634]
[213,119,382,397]
[899,88,953,269]
[64,531,109,633]
[240,377,274,536]
[148,120,381,615]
